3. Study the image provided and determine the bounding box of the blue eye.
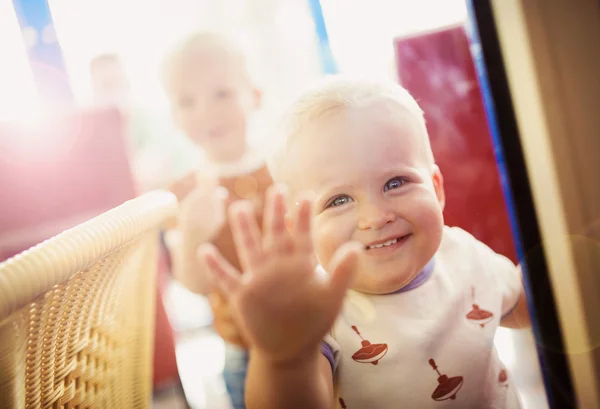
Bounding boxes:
[327,195,353,208]
[384,177,406,192]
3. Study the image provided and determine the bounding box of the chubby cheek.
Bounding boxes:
[410,197,444,253]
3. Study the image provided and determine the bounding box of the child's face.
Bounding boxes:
[90,59,130,108]
[168,49,260,163]
[290,102,445,294]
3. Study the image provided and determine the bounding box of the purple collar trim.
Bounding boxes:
[390,258,436,294]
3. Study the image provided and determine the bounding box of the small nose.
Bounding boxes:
[358,201,396,230]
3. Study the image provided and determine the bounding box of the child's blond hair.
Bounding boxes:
[162,31,255,91]
[268,76,434,182]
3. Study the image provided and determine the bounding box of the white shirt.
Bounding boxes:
[324,226,522,409]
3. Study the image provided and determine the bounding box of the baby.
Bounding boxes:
[162,32,273,409]
[200,77,531,408]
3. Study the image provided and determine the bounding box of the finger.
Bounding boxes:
[211,186,229,223]
[292,195,315,252]
[228,200,264,270]
[179,184,213,216]
[213,185,229,200]
[263,184,293,251]
[169,172,196,196]
[198,244,243,296]
[326,241,363,302]
[184,186,228,223]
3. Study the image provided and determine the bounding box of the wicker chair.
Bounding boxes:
[0,191,178,409]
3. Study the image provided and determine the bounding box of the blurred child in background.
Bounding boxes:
[162,32,273,409]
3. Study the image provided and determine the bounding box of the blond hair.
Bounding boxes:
[162,31,254,91]
[268,76,434,182]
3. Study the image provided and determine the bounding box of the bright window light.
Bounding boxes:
[0,0,40,122]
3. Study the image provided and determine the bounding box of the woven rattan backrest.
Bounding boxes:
[0,191,178,409]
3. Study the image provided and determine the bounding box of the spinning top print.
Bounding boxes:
[351,325,388,365]
[498,369,509,388]
[466,287,494,328]
[429,359,463,401]
[339,398,347,408]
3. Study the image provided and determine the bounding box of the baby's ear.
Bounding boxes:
[432,165,446,211]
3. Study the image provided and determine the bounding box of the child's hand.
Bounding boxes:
[168,172,198,202]
[199,185,362,366]
[178,178,229,242]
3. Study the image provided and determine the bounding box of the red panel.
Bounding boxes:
[0,107,138,260]
[394,25,517,262]
[153,268,180,387]
[0,107,182,388]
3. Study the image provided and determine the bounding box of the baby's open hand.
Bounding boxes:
[199,185,362,365]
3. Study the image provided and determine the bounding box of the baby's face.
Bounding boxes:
[167,49,260,163]
[290,103,445,294]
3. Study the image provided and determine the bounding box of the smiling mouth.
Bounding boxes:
[365,234,411,250]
